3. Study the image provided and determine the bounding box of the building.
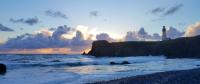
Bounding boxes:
[162,26,170,41]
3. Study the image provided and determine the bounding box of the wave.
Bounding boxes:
[0,55,166,70]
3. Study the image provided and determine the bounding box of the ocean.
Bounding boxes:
[0,54,200,84]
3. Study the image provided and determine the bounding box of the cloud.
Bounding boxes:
[167,26,184,39]
[75,25,94,40]
[124,28,161,41]
[52,25,71,39]
[89,11,99,17]
[152,33,161,40]
[124,31,139,41]
[70,31,92,51]
[1,25,92,53]
[137,28,160,41]
[185,22,200,37]
[10,17,39,26]
[150,4,183,17]
[151,7,165,14]
[124,27,184,41]
[0,24,14,32]
[45,10,68,19]
[138,28,148,37]
[96,33,115,42]
[0,24,187,54]
[164,4,183,16]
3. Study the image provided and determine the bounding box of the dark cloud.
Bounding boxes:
[150,4,183,17]
[151,7,165,14]
[49,28,56,31]
[164,4,183,16]
[0,24,14,32]
[96,33,115,42]
[89,11,99,17]
[45,10,68,19]
[52,25,71,40]
[1,25,92,52]
[10,17,39,26]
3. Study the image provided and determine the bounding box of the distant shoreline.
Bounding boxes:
[89,68,200,84]
[0,54,68,55]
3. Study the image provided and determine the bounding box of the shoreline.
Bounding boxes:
[89,68,200,84]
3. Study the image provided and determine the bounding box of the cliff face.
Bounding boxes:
[87,35,200,58]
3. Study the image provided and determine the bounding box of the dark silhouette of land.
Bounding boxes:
[87,35,200,58]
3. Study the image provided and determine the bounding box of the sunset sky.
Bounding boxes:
[0,0,200,54]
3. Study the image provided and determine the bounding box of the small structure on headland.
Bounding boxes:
[162,26,171,41]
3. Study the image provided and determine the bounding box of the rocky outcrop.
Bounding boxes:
[0,63,6,75]
[109,61,130,65]
[87,35,200,58]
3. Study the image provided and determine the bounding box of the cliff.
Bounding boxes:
[87,35,200,58]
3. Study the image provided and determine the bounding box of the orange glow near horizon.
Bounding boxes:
[0,48,71,54]
[81,48,91,53]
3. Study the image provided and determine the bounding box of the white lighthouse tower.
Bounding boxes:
[162,26,167,41]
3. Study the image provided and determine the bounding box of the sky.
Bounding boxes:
[0,0,200,54]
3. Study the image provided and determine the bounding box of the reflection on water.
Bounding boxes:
[65,65,99,74]
[79,57,93,62]
[65,65,129,74]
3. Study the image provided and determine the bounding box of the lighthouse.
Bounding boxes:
[162,26,167,41]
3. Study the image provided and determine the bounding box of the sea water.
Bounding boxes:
[0,54,200,84]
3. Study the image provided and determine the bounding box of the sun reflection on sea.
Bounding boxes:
[64,65,129,74]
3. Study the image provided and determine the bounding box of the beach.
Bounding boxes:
[91,68,200,84]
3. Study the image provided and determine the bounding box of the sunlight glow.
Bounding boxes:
[0,48,70,54]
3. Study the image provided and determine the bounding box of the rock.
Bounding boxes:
[0,63,6,75]
[121,61,130,64]
[50,60,61,62]
[82,52,86,55]
[110,61,117,65]
[88,40,115,57]
[110,61,130,65]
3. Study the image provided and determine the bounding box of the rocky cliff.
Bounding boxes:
[87,35,200,58]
